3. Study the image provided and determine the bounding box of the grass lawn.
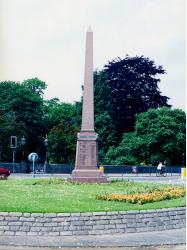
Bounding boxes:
[0,178,185,213]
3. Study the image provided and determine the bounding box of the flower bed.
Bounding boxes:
[96,187,185,204]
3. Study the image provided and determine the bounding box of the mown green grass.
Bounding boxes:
[0,178,185,213]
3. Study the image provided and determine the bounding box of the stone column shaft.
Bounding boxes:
[81,29,94,131]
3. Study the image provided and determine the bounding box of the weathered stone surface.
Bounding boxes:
[80,212,93,216]
[48,232,60,236]
[58,222,71,226]
[15,231,27,236]
[3,231,15,235]
[8,221,22,226]
[0,221,8,226]
[57,213,71,217]
[71,221,85,226]
[31,213,44,217]
[44,213,57,218]
[109,219,122,224]
[60,231,73,236]
[35,218,52,223]
[30,227,41,232]
[0,226,9,231]
[92,224,105,230]
[23,213,31,217]
[20,217,35,222]
[116,224,126,229]
[0,208,185,236]
[27,232,38,236]
[40,227,52,232]
[5,216,19,221]
[23,222,33,227]
[0,212,9,216]
[19,226,30,232]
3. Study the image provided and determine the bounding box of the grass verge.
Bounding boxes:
[0,178,185,213]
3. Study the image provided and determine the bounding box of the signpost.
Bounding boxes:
[28,153,39,178]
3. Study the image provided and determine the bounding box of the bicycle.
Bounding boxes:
[156,167,167,177]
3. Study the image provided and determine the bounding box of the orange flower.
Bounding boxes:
[96,187,185,204]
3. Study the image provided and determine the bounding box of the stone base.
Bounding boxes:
[71,130,107,183]
[71,169,107,183]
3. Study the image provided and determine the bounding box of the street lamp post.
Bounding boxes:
[20,136,26,163]
[20,136,26,172]
[10,136,17,173]
[44,135,49,172]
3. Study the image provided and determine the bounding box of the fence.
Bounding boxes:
[0,163,74,174]
[0,163,184,175]
[103,165,183,175]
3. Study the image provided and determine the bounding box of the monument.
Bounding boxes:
[71,27,107,183]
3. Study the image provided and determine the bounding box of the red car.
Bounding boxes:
[0,168,11,179]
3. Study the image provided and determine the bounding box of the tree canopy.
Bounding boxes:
[105,108,186,166]
[0,79,46,161]
[103,55,170,139]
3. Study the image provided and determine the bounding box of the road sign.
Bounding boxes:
[28,153,39,178]
[28,153,39,162]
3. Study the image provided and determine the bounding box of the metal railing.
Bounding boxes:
[0,163,184,175]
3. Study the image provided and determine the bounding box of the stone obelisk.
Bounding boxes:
[71,27,107,183]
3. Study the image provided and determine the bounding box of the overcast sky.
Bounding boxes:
[0,0,185,109]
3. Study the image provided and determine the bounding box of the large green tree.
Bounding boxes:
[103,55,170,140]
[0,79,47,162]
[0,111,25,162]
[105,108,186,166]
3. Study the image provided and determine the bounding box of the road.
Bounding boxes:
[10,173,185,185]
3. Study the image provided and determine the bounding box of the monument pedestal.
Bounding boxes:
[71,131,107,183]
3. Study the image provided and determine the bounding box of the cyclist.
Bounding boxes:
[157,162,166,176]
[157,162,163,175]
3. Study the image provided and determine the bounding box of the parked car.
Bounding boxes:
[0,168,11,179]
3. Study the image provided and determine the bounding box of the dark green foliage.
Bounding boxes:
[0,111,25,161]
[94,71,117,161]
[22,78,47,95]
[0,78,81,164]
[105,108,186,166]
[0,79,46,162]
[45,101,79,163]
[45,101,78,129]
[104,56,170,139]
[48,123,78,164]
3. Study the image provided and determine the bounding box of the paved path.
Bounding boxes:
[0,228,185,248]
[0,245,186,250]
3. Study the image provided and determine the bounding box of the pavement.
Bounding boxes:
[0,245,186,250]
[0,228,186,249]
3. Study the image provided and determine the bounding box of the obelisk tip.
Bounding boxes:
[87,26,92,32]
